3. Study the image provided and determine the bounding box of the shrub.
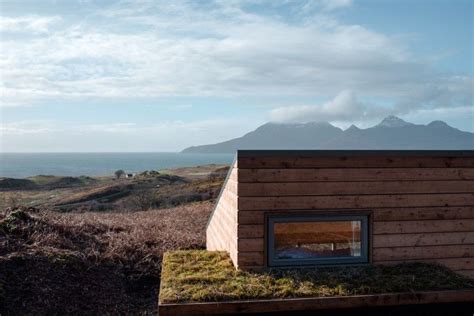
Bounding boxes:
[130,189,157,211]
[114,169,125,179]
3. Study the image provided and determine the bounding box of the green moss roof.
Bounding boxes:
[159,250,474,304]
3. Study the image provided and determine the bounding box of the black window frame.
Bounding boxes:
[267,214,369,267]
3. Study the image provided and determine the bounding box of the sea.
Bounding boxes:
[0,152,235,178]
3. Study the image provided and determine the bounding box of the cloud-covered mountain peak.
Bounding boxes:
[428,120,450,128]
[345,124,361,132]
[376,115,414,128]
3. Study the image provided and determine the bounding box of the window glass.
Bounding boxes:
[268,215,368,266]
[274,221,362,259]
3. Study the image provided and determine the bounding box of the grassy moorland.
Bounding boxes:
[0,202,213,315]
[0,165,227,315]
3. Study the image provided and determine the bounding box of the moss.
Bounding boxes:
[159,250,474,304]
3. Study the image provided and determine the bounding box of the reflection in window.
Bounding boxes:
[274,221,361,259]
[268,215,368,266]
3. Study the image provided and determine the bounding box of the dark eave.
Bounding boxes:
[237,150,474,158]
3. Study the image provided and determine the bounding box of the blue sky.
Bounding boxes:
[0,0,473,152]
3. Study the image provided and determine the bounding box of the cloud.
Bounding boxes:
[269,90,392,123]
[302,0,352,12]
[0,0,471,118]
[169,104,193,111]
[0,15,62,34]
[0,0,474,137]
[322,0,352,10]
[0,117,265,151]
[393,75,474,114]
[0,120,57,135]
[270,88,473,126]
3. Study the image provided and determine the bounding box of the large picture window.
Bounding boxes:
[267,215,369,267]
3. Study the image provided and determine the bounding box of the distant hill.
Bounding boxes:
[181,116,474,153]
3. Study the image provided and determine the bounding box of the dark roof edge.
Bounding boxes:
[237,149,474,158]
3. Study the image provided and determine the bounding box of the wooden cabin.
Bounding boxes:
[206,150,474,278]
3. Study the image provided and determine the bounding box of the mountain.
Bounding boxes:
[375,115,414,128]
[181,116,474,153]
[182,122,343,153]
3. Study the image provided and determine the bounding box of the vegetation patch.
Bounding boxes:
[0,178,38,190]
[160,250,474,304]
[0,175,99,191]
[28,175,98,189]
[0,203,213,314]
[54,184,132,206]
[0,208,32,235]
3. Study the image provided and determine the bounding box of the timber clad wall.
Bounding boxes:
[206,160,239,265]
[207,151,474,278]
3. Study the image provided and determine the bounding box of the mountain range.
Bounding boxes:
[182,116,474,153]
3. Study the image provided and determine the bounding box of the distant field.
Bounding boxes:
[0,164,229,212]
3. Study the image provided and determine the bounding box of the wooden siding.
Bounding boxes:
[237,156,474,168]
[232,152,474,277]
[238,168,474,182]
[206,161,239,266]
[238,181,474,196]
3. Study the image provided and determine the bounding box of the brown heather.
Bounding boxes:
[0,202,213,315]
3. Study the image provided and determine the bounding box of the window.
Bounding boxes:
[267,215,368,267]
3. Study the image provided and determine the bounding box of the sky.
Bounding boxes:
[0,0,473,152]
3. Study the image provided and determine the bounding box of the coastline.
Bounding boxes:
[0,164,229,212]
[0,152,234,178]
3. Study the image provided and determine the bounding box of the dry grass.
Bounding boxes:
[159,250,474,304]
[53,183,131,206]
[0,202,213,315]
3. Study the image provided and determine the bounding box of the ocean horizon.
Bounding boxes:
[0,152,234,178]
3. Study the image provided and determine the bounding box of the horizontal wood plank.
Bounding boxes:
[207,214,236,248]
[378,257,474,271]
[238,193,474,211]
[238,168,474,183]
[238,225,264,238]
[238,211,265,225]
[218,189,238,212]
[238,238,264,252]
[373,232,474,248]
[237,252,264,266]
[373,206,474,221]
[228,165,238,181]
[373,245,474,261]
[225,179,238,196]
[238,181,474,197]
[238,156,474,169]
[374,220,474,235]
